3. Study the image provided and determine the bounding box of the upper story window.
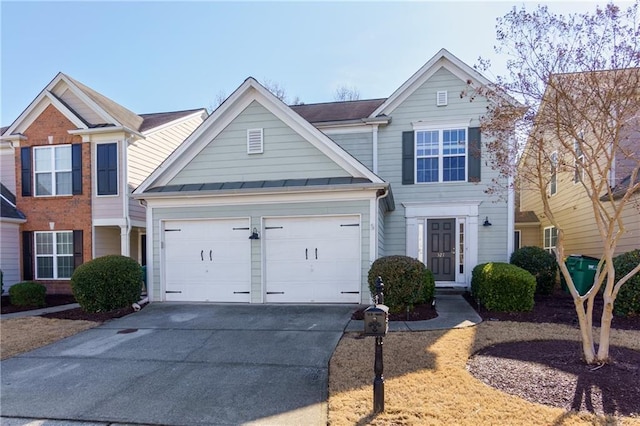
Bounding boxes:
[35,231,74,279]
[549,151,558,195]
[416,128,467,183]
[34,145,72,196]
[97,143,118,195]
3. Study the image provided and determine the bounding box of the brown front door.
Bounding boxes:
[427,219,455,281]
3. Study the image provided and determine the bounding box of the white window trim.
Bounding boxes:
[543,226,557,254]
[33,144,72,197]
[34,230,74,279]
[94,141,120,197]
[549,151,558,196]
[412,124,469,184]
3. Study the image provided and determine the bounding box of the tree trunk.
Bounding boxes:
[574,298,596,364]
[596,297,615,362]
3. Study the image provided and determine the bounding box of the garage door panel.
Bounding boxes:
[164,218,250,302]
[264,215,361,303]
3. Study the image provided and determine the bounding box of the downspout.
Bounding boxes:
[121,136,132,256]
[506,135,515,259]
[372,125,379,174]
[374,187,390,259]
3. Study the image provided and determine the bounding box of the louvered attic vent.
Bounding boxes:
[247,128,263,154]
[436,90,448,106]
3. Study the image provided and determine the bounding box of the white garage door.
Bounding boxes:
[163,218,251,302]
[264,215,361,303]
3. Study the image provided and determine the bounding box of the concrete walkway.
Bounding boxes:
[1,302,80,319]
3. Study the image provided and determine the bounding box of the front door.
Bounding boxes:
[427,219,456,281]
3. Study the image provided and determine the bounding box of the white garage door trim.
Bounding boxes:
[162,217,251,302]
[262,214,361,303]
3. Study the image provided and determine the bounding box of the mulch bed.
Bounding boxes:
[1,294,138,322]
[351,302,437,322]
[467,340,640,417]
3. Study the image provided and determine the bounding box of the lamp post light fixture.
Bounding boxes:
[363,276,388,414]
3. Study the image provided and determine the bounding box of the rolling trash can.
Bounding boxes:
[562,255,599,296]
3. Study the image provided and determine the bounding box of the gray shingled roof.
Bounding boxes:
[290,98,386,123]
[515,210,540,223]
[139,109,205,133]
[0,183,26,220]
[146,177,373,193]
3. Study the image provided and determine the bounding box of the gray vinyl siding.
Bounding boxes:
[150,199,371,303]
[169,101,349,185]
[329,132,373,170]
[377,203,386,258]
[377,66,509,262]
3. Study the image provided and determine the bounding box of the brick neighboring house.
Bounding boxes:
[0,73,207,294]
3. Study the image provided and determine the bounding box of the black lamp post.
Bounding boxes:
[373,277,385,413]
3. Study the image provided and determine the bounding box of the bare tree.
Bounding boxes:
[471,2,640,363]
[209,90,228,112]
[334,86,360,101]
[262,79,289,103]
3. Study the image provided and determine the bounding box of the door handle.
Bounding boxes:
[200,250,204,261]
[209,250,212,261]
[315,248,318,260]
[305,248,308,260]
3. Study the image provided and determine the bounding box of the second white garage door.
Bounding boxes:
[163,218,251,302]
[264,215,361,303]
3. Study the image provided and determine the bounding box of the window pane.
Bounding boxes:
[551,228,558,247]
[443,129,466,155]
[417,158,438,182]
[35,173,53,196]
[56,171,72,195]
[34,147,52,172]
[443,156,465,181]
[55,146,72,170]
[56,232,73,255]
[36,233,54,255]
[57,256,74,279]
[37,257,54,278]
[416,131,438,156]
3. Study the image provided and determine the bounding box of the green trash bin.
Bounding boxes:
[563,255,599,296]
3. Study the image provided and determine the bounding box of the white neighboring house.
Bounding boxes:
[134,49,518,305]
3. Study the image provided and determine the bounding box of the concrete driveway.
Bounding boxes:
[1,303,355,425]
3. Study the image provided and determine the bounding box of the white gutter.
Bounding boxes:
[374,188,390,259]
[68,126,145,139]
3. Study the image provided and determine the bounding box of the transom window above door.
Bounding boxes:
[415,128,467,183]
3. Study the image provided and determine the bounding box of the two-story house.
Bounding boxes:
[132,49,516,304]
[517,69,639,259]
[0,73,207,293]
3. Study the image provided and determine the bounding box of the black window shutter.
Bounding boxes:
[73,230,84,269]
[468,127,481,182]
[22,231,34,280]
[97,143,117,195]
[21,147,32,197]
[402,131,415,185]
[72,143,82,195]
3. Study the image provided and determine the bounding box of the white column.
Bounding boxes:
[120,225,130,257]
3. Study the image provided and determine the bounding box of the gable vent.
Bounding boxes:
[247,128,263,154]
[436,91,448,106]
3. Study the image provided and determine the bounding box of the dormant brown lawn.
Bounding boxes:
[329,322,640,426]
[1,317,97,360]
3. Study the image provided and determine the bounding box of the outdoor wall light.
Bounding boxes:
[483,216,492,227]
[249,227,260,240]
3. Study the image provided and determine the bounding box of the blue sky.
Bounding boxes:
[0,1,624,127]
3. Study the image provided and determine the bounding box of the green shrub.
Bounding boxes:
[510,246,558,295]
[471,262,535,312]
[8,281,46,307]
[367,255,435,313]
[71,255,142,313]
[613,249,640,317]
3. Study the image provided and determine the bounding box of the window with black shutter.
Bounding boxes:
[97,143,118,195]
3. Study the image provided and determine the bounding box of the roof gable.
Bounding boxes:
[135,78,383,194]
[370,48,503,117]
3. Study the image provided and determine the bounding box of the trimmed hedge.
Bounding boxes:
[471,262,536,312]
[367,255,435,313]
[71,255,142,313]
[510,246,558,295]
[9,281,46,307]
[613,249,640,317]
